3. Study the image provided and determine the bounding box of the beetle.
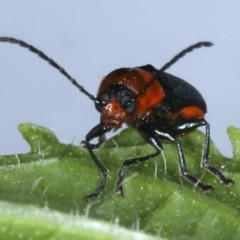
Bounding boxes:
[0,37,234,200]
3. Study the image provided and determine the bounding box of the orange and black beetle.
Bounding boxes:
[0,37,234,200]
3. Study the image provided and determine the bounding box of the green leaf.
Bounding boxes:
[0,201,160,240]
[0,123,239,239]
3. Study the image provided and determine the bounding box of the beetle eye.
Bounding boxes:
[99,92,109,102]
[95,92,109,111]
[120,94,136,115]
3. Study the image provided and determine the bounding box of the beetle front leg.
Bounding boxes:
[82,134,106,150]
[84,123,110,200]
[82,117,107,149]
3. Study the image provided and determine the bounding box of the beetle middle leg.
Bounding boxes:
[116,127,162,196]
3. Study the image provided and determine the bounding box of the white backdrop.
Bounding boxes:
[0,1,239,157]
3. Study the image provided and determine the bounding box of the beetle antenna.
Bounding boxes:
[159,41,213,72]
[0,37,96,101]
[136,41,213,98]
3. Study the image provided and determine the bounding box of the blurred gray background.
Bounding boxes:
[0,1,239,157]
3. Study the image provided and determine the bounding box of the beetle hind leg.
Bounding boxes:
[174,137,214,192]
[154,129,214,192]
[201,121,234,186]
[203,165,234,187]
[171,118,234,188]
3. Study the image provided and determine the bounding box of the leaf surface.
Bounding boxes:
[0,123,239,239]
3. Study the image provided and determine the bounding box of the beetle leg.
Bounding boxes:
[82,134,106,149]
[172,119,234,187]
[81,117,107,149]
[84,123,110,201]
[201,121,234,186]
[154,129,213,192]
[116,127,162,196]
